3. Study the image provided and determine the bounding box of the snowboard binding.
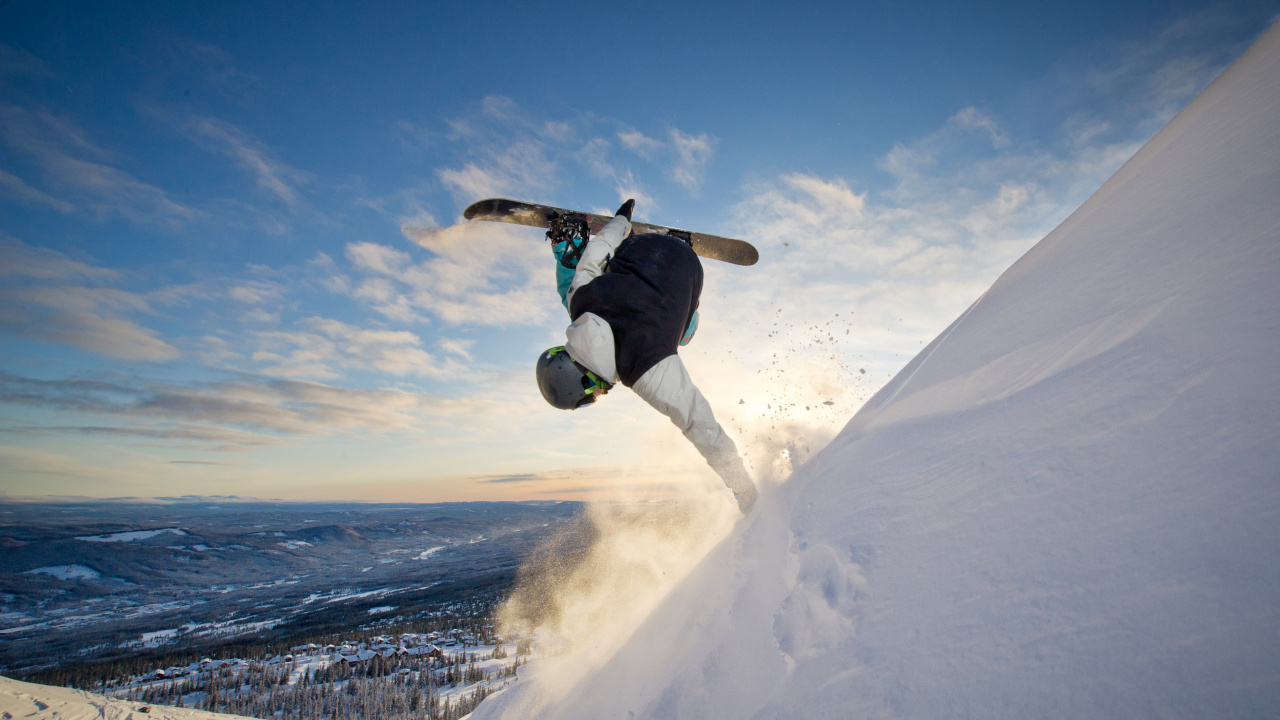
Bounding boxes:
[546,211,591,269]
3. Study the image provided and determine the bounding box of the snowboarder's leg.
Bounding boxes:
[549,219,588,312]
[552,253,576,312]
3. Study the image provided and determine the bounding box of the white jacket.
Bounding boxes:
[564,216,754,494]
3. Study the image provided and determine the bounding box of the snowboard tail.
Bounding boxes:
[463,198,759,266]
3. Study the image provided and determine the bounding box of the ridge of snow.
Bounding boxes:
[475,20,1280,720]
[76,528,188,542]
[22,565,101,581]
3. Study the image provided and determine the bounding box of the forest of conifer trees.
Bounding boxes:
[111,644,524,720]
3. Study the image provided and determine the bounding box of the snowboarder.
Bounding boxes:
[536,199,759,514]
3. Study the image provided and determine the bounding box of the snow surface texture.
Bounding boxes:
[474,21,1280,720]
[0,676,251,720]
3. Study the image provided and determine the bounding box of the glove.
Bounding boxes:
[616,198,635,220]
[716,454,759,514]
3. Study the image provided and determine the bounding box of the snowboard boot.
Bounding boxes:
[616,198,635,221]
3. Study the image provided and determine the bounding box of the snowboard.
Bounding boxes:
[463,198,759,266]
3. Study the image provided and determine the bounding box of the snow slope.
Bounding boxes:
[475,20,1280,720]
[0,676,252,720]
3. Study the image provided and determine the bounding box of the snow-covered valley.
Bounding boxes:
[0,499,580,673]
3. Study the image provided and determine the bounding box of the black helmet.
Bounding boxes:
[536,347,612,410]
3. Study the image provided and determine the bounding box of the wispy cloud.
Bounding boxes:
[880,106,1024,183]
[224,276,289,323]
[228,279,286,305]
[396,223,554,325]
[0,422,282,451]
[612,170,658,214]
[950,107,1010,148]
[0,44,52,80]
[617,129,663,158]
[328,220,557,328]
[0,237,120,283]
[436,96,567,202]
[250,317,468,379]
[668,128,715,191]
[475,473,540,484]
[0,371,429,437]
[1036,5,1256,146]
[0,106,200,228]
[0,238,181,361]
[0,167,74,212]
[394,119,439,153]
[354,182,438,228]
[575,138,658,212]
[427,97,717,212]
[437,141,557,202]
[576,137,616,180]
[183,115,311,211]
[1082,17,1225,114]
[617,125,717,195]
[0,285,182,361]
[439,338,475,360]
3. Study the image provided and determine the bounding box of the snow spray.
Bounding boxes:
[493,483,737,715]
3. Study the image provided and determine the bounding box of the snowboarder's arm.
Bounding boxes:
[632,355,755,494]
[564,312,619,384]
[567,214,631,308]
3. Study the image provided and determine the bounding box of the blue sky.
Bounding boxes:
[0,0,1275,502]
